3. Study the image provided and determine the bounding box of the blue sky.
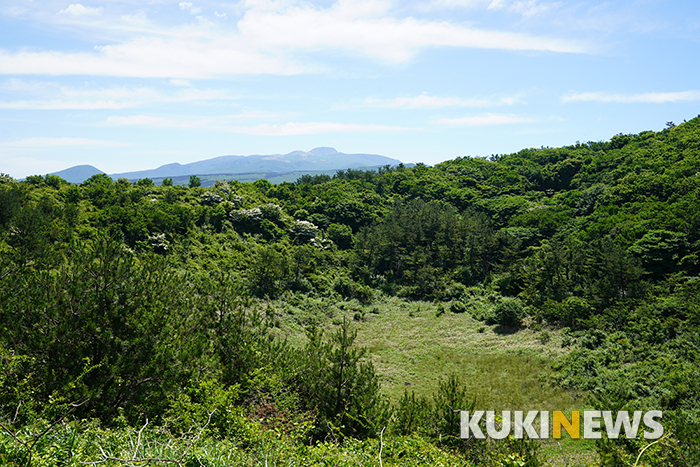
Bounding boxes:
[1,0,699,178]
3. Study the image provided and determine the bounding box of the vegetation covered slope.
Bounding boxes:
[1,117,700,466]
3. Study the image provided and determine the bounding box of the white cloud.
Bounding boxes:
[426,0,488,9]
[228,121,412,136]
[434,113,533,125]
[487,0,554,17]
[365,92,518,109]
[4,6,29,17]
[0,100,137,110]
[0,1,587,79]
[0,79,236,110]
[425,0,505,10]
[562,90,700,104]
[237,2,586,63]
[106,115,185,127]
[179,2,202,14]
[425,0,555,16]
[0,42,305,78]
[58,4,103,16]
[103,114,413,135]
[103,111,283,129]
[511,0,555,17]
[119,10,151,27]
[170,79,192,87]
[0,137,130,148]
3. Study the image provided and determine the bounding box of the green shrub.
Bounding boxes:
[435,302,445,317]
[327,223,353,249]
[492,297,525,327]
[394,389,432,436]
[334,276,373,303]
[537,330,551,345]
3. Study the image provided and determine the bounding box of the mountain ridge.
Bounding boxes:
[50,164,104,184]
[50,147,403,184]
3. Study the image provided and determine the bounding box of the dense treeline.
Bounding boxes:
[2,117,700,465]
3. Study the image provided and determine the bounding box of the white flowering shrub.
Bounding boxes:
[148,233,169,254]
[260,203,283,222]
[201,192,224,206]
[290,220,318,242]
[230,207,263,224]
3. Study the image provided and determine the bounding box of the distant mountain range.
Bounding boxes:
[50,148,405,185]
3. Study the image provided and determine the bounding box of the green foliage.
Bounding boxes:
[24,174,67,189]
[290,219,318,243]
[430,374,474,443]
[4,117,700,463]
[164,379,245,438]
[629,229,689,276]
[491,297,526,327]
[450,300,468,313]
[247,244,293,297]
[296,320,390,439]
[0,235,189,421]
[333,275,373,303]
[355,198,496,296]
[327,222,353,249]
[394,390,432,436]
[536,330,551,345]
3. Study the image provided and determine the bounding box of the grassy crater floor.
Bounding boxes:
[271,295,598,466]
[353,298,598,466]
[340,298,580,407]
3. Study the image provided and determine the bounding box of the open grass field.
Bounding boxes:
[271,295,600,466]
[353,298,599,466]
[350,297,578,406]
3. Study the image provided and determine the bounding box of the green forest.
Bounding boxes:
[2,117,700,466]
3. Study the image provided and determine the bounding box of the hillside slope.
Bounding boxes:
[2,116,700,466]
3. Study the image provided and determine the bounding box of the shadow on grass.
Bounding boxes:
[492,324,521,335]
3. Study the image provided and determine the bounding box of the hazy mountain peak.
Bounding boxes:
[50,165,104,184]
[307,147,338,156]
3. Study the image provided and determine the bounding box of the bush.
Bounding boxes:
[492,297,525,327]
[327,223,353,249]
[260,203,283,222]
[296,320,390,439]
[395,390,432,436]
[537,330,551,345]
[541,297,593,327]
[290,220,318,243]
[334,276,373,303]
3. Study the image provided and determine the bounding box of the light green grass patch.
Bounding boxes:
[349,297,582,408]
[350,297,597,466]
[267,294,597,466]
